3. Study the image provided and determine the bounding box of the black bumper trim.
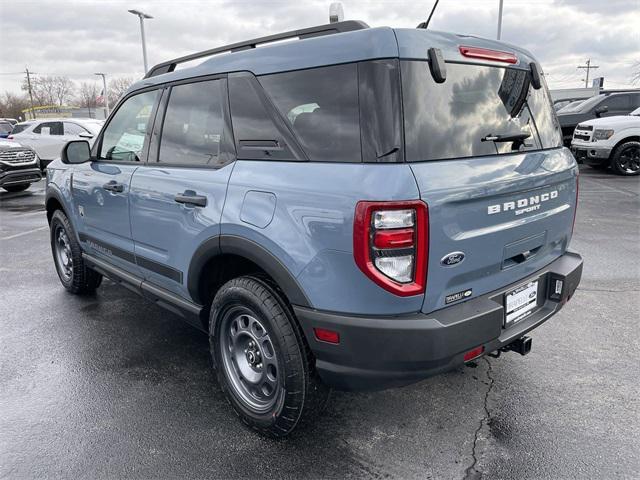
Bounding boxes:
[294,251,583,391]
[0,168,42,187]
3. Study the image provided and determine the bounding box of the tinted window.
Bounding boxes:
[10,124,30,134]
[358,59,403,163]
[402,61,561,162]
[99,90,158,162]
[631,94,640,108]
[0,122,11,134]
[601,94,631,110]
[259,64,360,162]
[229,74,298,161]
[64,122,90,136]
[34,121,63,135]
[159,80,225,166]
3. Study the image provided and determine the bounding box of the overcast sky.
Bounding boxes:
[1,0,639,96]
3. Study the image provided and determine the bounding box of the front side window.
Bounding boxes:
[34,121,63,135]
[99,90,158,162]
[259,64,361,162]
[402,61,561,162]
[64,122,90,136]
[601,95,631,111]
[158,80,224,166]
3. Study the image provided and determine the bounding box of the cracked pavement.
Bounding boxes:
[1,165,639,479]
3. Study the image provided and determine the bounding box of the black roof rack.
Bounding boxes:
[145,20,369,78]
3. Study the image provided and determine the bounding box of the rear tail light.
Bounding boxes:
[314,328,340,344]
[459,45,518,64]
[7,135,13,140]
[463,346,485,362]
[353,200,428,296]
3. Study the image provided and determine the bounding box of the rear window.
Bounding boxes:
[402,61,562,162]
[11,124,30,134]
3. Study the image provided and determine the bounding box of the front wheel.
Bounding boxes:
[610,141,640,176]
[209,276,329,437]
[3,183,30,192]
[50,210,103,294]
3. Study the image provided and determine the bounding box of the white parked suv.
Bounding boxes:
[8,118,104,169]
[571,107,640,176]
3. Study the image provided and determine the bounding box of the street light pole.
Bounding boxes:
[128,9,153,74]
[94,73,109,118]
[497,0,504,40]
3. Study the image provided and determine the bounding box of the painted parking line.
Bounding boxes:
[1,225,48,241]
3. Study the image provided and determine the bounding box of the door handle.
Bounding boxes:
[175,191,207,207]
[103,180,124,193]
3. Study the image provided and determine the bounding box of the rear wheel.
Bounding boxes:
[209,276,329,437]
[50,210,103,294]
[610,141,640,176]
[3,183,30,192]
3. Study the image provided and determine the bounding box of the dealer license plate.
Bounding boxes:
[505,280,539,326]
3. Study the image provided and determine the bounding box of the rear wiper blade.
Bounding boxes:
[481,133,531,143]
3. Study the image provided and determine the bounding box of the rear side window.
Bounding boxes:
[159,79,225,166]
[34,121,63,135]
[259,64,361,162]
[402,61,561,162]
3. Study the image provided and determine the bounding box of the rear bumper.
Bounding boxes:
[295,251,583,391]
[0,168,42,187]
[571,145,611,164]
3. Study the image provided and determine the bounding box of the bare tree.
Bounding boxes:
[76,82,100,109]
[0,92,30,120]
[21,75,75,106]
[107,77,135,106]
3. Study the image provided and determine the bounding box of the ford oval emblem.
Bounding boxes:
[441,251,465,267]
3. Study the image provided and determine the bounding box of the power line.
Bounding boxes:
[577,59,599,88]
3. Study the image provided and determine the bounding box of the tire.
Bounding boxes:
[209,276,329,438]
[50,209,103,294]
[3,183,30,192]
[610,141,640,176]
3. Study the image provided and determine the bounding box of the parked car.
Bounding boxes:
[8,118,103,169]
[45,20,583,437]
[571,106,640,175]
[0,139,42,192]
[0,118,19,126]
[557,90,640,146]
[0,120,13,138]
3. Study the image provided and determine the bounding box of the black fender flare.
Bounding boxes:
[187,235,312,308]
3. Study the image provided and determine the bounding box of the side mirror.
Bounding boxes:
[594,105,608,117]
[61,140,91,164]
[78,132,94,139]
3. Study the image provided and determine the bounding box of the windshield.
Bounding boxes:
[402,62,561,162]
[557,99,585,113]
[562,94,604,113]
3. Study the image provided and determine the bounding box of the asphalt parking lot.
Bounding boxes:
[1,167,639,479]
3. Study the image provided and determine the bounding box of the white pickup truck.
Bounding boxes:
[571,107,640,175]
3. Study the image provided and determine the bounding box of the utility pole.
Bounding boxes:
[128,9,153,73]
[497,0,504,40]
[24,68,36,119]
[94,72,109,118]
[578,59,599,88]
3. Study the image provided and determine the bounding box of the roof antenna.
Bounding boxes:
[329,2,344,23]
[417,0,440,29]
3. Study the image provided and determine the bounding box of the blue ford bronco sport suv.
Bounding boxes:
[46,20,583,437]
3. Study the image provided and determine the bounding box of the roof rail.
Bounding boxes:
[144,20,370,78]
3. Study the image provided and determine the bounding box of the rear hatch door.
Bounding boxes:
[400,58,578,314]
